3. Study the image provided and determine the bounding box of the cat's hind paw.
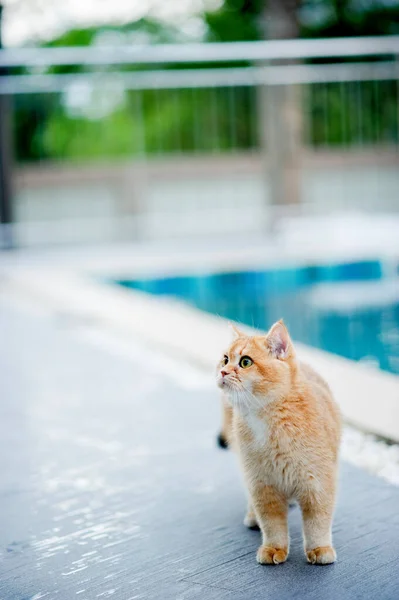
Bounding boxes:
[256,545,288,565]
[306,546,336,565]
[243,513,259,529]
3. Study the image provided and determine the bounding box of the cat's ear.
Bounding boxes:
[266,320,292,360]
[228,322,245,340]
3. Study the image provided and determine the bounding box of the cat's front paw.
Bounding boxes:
[243,513,259,529]
[306,546,336,565]
[256,545,288,565]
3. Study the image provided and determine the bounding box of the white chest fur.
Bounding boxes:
[244,411,269,447]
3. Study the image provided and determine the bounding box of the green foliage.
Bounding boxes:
[300,1,399,38]
[13,2,399,163]
[31,86,258,162]
[13,94,59,161]
[42,109,137,160]
[309,81,399,146]
[43,18,181,49]
[205,0,264,41]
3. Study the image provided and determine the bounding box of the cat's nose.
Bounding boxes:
[221,370,228,377]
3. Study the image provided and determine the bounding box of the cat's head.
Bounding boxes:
[216,320,296,409]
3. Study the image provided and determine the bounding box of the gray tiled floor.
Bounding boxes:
[1,296,399,600]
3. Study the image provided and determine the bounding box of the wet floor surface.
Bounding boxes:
[1,294,399,600]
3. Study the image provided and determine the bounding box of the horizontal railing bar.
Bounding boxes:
[1,36,399,68]
[0,61,398,95]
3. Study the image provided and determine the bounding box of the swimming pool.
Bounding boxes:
[115,259,399,376]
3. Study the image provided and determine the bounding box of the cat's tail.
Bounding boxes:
[217,431,229,449]
[217,397,233,450]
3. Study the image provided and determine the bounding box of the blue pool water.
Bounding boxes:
[115,260,399,376]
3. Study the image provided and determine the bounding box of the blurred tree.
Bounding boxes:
[205,0,399,40]
[261,0,301,39]
[205,0,399,151]
[300,0,399,38]
[299,1,399,146]
[258,1,303,207]
[205,0,264,41]
[13,17,186,161]
[12,0,399,163]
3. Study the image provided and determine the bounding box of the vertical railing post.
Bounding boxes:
[258,0,302,229]
[263,82,302,207]
[0,3,14,249]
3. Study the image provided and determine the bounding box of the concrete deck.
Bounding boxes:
[1,289,399,600]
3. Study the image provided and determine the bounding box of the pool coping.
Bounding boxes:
[3,263,399,443]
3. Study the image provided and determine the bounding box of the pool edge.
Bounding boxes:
[3,266,399,442]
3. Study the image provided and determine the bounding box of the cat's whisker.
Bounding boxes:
[231,384,250,411]
[231,389,242,410]
[242,388,261,411]
[232,384,252,411]
[235,383,260,410]
[246,388,264,410]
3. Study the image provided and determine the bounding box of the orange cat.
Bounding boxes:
[216,320,341,565]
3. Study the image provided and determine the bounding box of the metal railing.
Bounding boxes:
[1,61,399,95]
[0,37,398,247]
[1,35,399,67]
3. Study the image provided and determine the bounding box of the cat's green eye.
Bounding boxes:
[223,355,228,366]
[239,356,253,369]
